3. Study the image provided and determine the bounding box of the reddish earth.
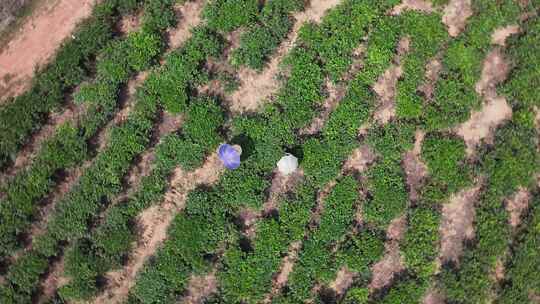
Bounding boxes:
[180,271,218,304]
[442,0,472,37]
[343,145,377,175]
[402,130,428,202]
[300,80,346,136]
[491,25,520,46]
[505,187,531,229]
[329,267,356,296]
[263,169,304,214]
[37,257,70,304]
[458,48,513,156]
[0,98,86,185]
[423,288,445,304]
[167,1,205,50]
[418,57,442,100]
[439,185,481,264]
[391,0,435,15]
[263,241,302,303]
[0,0,99,101]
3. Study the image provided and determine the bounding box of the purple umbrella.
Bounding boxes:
[218,144,241,169]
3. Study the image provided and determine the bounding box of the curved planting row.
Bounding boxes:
[125,1,404,303]
[0,0,183,302]
[0,0,180,266]
[439,11,540,304]
[271,8,447,303]
[0,0,144,170]
[51,0,300,301]
[58,26,225,302]
[371,1,539,303]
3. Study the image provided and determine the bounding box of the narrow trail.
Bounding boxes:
[167,1,205,50]
[418,55,443,101]
[36,257,69,304]
[0,0,100,101]
[3,71,150,275]
[456,28,518,156]
[402,130,428,203]
[442,0,472,38]
[92,153,225,304]
[505,187,531,230]
[229,0,342,113]
[0,0,202,184]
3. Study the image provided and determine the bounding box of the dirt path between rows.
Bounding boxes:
[456,27,518,156]
[368,215,407,292]
[229,0,342,113]
[373,36,411,125]
[0,0,99,101]
[93,153,225,304]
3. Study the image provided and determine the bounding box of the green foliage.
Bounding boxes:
[402,207,439,278]
[421,133,470,197]
[231,0,303,70]
[280,177,359,302]
[496,197,540,303]
[363,159,409,228]
[0,0,125,168]
[204,0,259,32]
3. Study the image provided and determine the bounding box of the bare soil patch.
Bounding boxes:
[423,288,445,304]
[180,271,218,304]
[505,187,531,229]
[0,0,99,101]
[343,145,377,175]
[0,98,86,185]
[442,0,472,37]
[390,0,435,15]
[457,49,512,156]
[402,130,428,202]
[117,10,142,35]
[491,25,520,46]
[167,0,205,50]
[228,0,341,113]
[94,152,225,304]
[300,80,346,135]
[263,169,304,214]
[329,267,356,296]
[369,215,407,291]
[439,185,481,264]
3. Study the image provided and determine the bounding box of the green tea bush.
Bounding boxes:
[231,0,303,70]
[0,0,133,169]
[496,197,540,303]
[204,0,259,32]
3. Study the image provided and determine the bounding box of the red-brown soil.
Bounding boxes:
[0,0,99,101]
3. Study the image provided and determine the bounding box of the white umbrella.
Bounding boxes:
[277,154,298,175]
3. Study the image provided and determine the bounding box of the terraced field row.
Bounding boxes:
[0,0,539,303]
